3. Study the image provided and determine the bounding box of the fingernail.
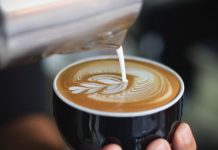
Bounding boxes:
[155,144,167,150]
[150,141,169,150]
[101,144,122,150]
[180,124,192,145]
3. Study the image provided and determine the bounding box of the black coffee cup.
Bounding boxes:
[53,57,184,150]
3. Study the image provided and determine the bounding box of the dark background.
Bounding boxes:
[1,0,218,149]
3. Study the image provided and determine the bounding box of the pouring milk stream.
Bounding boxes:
[116,46,128,83]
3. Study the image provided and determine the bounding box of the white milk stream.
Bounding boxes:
[116,46,128,83]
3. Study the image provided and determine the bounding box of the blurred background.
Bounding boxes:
[0,0,218,149]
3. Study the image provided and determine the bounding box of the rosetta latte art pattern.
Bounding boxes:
[69,74,128,94]
[67,62,173,103]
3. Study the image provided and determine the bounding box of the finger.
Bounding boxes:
[146,139,171,150]
[101,144,122,150]
[173,123,197,150]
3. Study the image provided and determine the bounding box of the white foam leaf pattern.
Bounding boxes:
[85,87,104,94]
[103,83,127,94]
[69,86,88,94]
[95,78,120,84]
[80,82,104,88]
[106,84,119,90]
[88,75,121,84]
[68,75,127,95]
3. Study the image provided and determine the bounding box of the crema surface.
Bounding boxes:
[56,57,180,112]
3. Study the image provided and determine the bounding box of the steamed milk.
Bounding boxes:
[116,47,127,82]
[56,51,180,112]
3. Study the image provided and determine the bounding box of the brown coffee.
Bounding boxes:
[55,56,181,113]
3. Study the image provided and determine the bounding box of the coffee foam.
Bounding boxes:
[56,56,182,113]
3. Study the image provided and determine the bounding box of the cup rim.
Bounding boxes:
[53,55,184,117]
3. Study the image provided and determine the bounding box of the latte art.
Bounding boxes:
[56,56,181,112]
[68,74,128,95]
[67,68,173,104]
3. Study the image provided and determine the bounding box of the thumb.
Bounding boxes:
[102,144,122,150]
[146,139,171,150]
